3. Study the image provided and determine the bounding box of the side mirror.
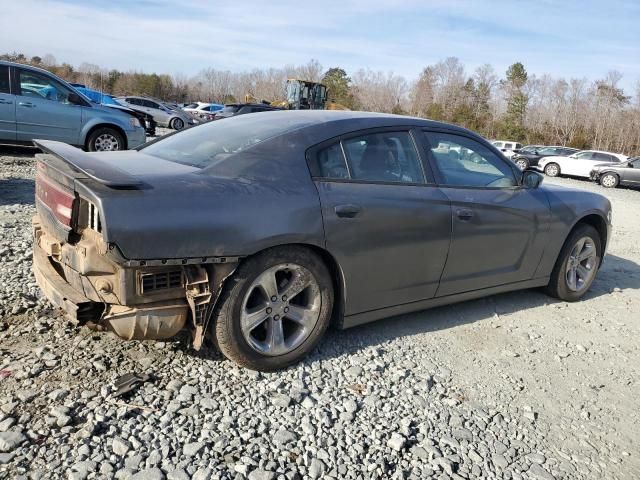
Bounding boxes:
[68,92,83,105]
[522,170,544,188]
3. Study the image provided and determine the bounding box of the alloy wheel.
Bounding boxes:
[565,237,597,292]
[94,133,120,151]
[601,174,617,188]
[545,164,559,176]
[240,263,321,356]
[515,159,528,170]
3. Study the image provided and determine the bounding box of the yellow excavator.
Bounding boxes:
[244,79,348,111]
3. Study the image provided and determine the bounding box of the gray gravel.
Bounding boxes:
[0,147,639,479]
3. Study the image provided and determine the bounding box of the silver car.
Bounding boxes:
[116,96,196,130]
[0,61,146,151]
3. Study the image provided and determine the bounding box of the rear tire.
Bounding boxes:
[86,127,125,152]
[212,246,334,371]
[170,117,185,130]
[600,173,619,188]
[544,163,560,177]
[546,224,602,302]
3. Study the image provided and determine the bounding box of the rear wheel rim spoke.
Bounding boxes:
[241,263,321,356]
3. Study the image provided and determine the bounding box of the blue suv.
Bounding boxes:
[0,61,146,151]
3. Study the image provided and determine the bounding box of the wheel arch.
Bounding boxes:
[573,213,609,256]
[599,170,620,184]
[237,242,347,330]
[84,123,127,150]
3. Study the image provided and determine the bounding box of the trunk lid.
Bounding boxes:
[34,140,197,243]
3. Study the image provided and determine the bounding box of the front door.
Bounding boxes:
[311,129,452,315]
[15,68,82,145]
[0,65,16,141]
[624,158,640,185]
[422,130,551,296]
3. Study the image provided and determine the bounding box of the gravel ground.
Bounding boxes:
[0,146,638,480]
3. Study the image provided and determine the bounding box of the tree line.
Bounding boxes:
[2,52,639,155]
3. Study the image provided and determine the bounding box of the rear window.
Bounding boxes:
[222,105,239,113]
[141,112,313,169]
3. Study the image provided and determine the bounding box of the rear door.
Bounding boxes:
[0,65,16,141]
[310,128,452,315]
[14,68,81,145]
[422,130,551,296]
[575,152,618,177]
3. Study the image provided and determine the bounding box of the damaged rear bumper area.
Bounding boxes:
[33,217,189,341]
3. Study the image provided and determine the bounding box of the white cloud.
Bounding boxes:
[1,0,638,91]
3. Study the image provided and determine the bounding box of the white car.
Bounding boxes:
[183,102,224,120]
[492,140,523,159]
[538,150,628,178]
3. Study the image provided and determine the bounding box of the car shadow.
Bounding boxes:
[309,253,640,362]
[0,178,35,206]
[0,146,37,206]
[0,145,38,158]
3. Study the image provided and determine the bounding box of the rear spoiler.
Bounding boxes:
[34,140,142,188]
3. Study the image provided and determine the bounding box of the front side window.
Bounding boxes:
[538,147,559,155]
[573,151,594,160]
[18,70,73,104]
[0,66,9,94]
[424,131,517,188]
[341,132,424,184]
[630,158,640,168]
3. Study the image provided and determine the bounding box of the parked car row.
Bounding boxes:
[0,61,146,151]
[116,96,197,130]
[70,84,157,136]
[504,142,639,190]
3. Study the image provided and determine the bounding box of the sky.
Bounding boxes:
[2,0,639,91]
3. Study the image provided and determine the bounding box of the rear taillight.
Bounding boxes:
[36,163,76,228]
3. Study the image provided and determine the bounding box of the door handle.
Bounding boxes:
[456,209,474,220]
[18,102,35,108]
[335,204,362,218]
[0,99,13,105]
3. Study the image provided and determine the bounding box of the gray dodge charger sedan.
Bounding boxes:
[32,111,612,370]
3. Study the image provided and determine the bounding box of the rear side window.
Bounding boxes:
[342,132,424,183]
[0,66,9,94]
[313,131,425,184]
[317,143,349,179]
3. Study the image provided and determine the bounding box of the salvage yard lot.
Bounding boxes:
[0,147,638,479]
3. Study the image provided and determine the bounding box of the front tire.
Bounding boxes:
[544,163,560,177]
[170,117,185,130]
[546,224,602,302]
[515,158,529,170]
[600,173,619,188]
[86,127,125,152]
[213,246,334,371]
